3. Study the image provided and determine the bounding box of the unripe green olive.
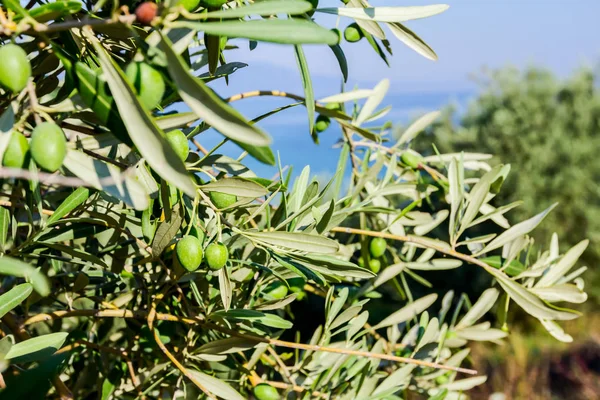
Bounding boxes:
[176,236,204,272]
[30,122,67,172]
[401,152,423,169]
[344,23,362,43]
[209,191,237,209]
[265,281,289,300]
[205,242,228,270]
[315,115,331,133]
[166,130,189,162]
[0,44,31,93]
[125,62,165,111]
[200,0,228,8]
[369,259,381,274]
[253,383,280,400]
[179,0,201,11]
[2,131,29,168]
[369,237,387,258]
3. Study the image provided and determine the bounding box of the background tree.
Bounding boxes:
[415,66,600,303]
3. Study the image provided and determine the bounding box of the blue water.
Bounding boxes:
[193,90,473,181]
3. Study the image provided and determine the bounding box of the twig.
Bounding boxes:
[22,308,477,375]
[330,226,492,271]
[27,80,41,125]
[225,90,306,104]
[148,291,217,399]
[191,138,209,155]
[267,346,296,386]
[55,339,143,395]
[19,14,136,35]
[0,167,126,188]
[263,380,327,399]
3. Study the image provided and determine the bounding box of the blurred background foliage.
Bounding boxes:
[410,65,600,399]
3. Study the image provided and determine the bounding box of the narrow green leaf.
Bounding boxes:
[387,22,438,60]
[47,187,90,224]
[155,112,198,131]
[63,150,149,211]
[171,19,339,45]
[317,5,450,23]
[5,332,68,364]
[201,178,269,198]
[159,35,271,148]
[0,284,33,319]
[197,338,257,355]
[246,231,339,254]
[294,45,315,134]
[0,207,9,251]
[206,0,312,18]
[328,44,348,82]
[152,205,183,257]
[487,267,578,321]
[535,240,589,288]
[479,203,558,255]
[0,257,50,296]
[186,369,245,400]
[458,166,504,236]
[373,294,437,329]
[319,89,374,104]
[539,319,573,343]
[395,111,440,146]
[440,376,487,391]
[316,199,335,234]
[455,288,499,329]
[88,32,197,198]
[347,0,385,39]
[530,284,587,304]
[356,78,389,126]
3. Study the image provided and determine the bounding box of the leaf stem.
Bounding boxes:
[22,308,477,375]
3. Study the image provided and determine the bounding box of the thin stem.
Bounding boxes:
[330,226,493,272]
[267,346,296,386]
[22,308,477,375]
[225,90,306,104]
[19,14,135,35]
[27,80,41,125]
[147,293,217,400]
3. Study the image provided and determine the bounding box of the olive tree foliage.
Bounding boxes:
[415,67,600,302]
[0,1,589,399]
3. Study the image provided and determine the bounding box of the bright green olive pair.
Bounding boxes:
[176,237,229,272]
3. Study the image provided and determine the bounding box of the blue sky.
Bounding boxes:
[195,0,600,179]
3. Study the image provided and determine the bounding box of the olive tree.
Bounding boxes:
[0,1,589,399]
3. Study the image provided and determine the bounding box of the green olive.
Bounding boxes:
[125,62,165,111]
[179,0,200,11]
[315,115,331,133]
[369,237,387,258]
[209,191,237,209]
[200,0,228,8]
[176,236,204,272]
[2,131,29,168]
[401,152,423,169]
[205,242,228,270]
[253,383,280,400]
[0,44,31,93]
[30,122,67,172]
[369,259,381,274]
[166,130,189,162]
[358,257,365,268]
[265,281,289,300]
[344,23,362,43]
